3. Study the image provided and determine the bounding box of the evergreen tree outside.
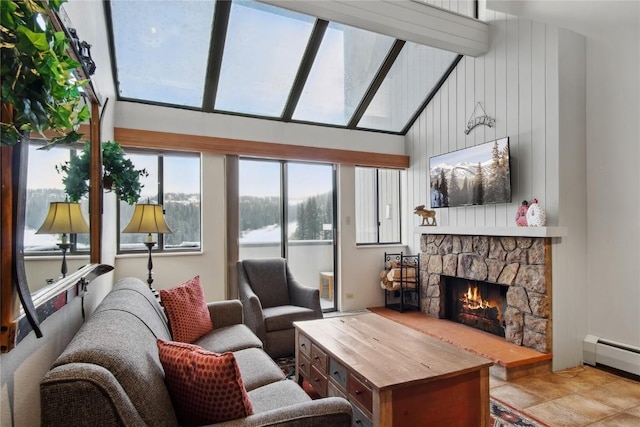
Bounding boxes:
[306,197,320,239]
[293,192,332,240]
[239,195,280,233]
[164,194,201,247]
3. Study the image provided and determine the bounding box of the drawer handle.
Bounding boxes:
[333,371,339,375]
[355,390,362,395]
[300,363,305,368]
[314,356,320,360]
[314,378,321,383]
[355,420,362,425]
[300,343,306,348]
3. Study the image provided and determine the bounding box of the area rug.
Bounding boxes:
[490,398,547,427]
[274,356,546,426]
[275,356,296,380]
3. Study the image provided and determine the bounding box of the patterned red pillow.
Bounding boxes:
[157,339,254,426]
[160,276,213,343]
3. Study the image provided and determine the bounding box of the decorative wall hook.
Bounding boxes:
[464,102,495,135]
[68,28,96,76]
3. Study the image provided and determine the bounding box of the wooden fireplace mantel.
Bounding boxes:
[414,226,568,238]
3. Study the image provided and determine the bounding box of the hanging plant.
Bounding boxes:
[0,0,90,146]
[56,141,148,205]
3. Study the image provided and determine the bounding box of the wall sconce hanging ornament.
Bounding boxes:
[464,102,495,135]
[68,28,96,76]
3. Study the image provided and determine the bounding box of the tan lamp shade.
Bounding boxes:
[122,203,173,235]
[36,202,90,235]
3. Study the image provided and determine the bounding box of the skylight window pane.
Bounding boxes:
[110,0,215,107]
[293,23,395,125]
[215,0,315,117]
[358,42,457,132]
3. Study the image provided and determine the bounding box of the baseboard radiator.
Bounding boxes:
[583,335,640,376]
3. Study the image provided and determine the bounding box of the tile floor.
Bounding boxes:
[366,307,640,426]
[490,365,640,426]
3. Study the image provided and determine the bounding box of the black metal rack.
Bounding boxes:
[383,252,421,312]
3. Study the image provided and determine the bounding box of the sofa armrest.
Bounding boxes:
[41,363,168,427]
[239,289,267,345]
[207,300,244,328]
[211,397,352,427]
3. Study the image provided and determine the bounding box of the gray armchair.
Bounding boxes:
[237,258,323,358]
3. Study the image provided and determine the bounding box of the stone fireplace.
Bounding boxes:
[420,234,551,353]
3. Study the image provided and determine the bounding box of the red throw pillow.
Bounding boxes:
[160,276,213,343]
[157,339,254,426]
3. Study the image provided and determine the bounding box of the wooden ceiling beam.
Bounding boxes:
[114,127,409,169]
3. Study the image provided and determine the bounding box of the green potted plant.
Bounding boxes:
[57,141,148,205]
[1,0,89,146]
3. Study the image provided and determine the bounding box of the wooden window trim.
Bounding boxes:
[114,127,409,169]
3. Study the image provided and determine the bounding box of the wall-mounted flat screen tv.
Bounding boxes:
[429,137,511,208]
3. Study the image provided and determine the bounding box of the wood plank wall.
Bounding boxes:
[420,0,475,17]
[405,10,561,248]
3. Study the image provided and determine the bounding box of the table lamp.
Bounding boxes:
[122,202,173,296]
[36,201,90,278]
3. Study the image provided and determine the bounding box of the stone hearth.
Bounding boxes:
[420,234,551,353]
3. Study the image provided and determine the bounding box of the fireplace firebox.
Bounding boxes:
[444,277,507,338]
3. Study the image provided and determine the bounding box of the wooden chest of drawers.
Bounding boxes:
[294,314,492,427]
[297,331,374,424]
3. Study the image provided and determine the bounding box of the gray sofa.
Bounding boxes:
[40,277,352,426]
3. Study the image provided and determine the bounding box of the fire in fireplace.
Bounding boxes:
[444,277,507,337]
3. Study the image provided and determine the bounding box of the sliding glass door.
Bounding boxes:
[238,159,337,311]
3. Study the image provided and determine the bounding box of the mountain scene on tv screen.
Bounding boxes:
[430,139,511,208]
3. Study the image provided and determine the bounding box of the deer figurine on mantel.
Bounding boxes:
[414,205,437,226]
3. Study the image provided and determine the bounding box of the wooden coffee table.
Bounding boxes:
[294,313,493,427]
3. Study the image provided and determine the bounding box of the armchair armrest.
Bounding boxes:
[211,397,352,427]
[207,300,243,328]
[288,275,322,319]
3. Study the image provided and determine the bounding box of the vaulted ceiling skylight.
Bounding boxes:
[107,0,463,135]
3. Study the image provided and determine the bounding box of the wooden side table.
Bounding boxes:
[319,272,334,301]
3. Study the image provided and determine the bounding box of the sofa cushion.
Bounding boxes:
[232,347,286,391]
[160,276,213,343]
[157,339,253,426]
[247,379,311,414]
[242,258,290,308]
[194,323,263,353]
[263,305,317,332]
